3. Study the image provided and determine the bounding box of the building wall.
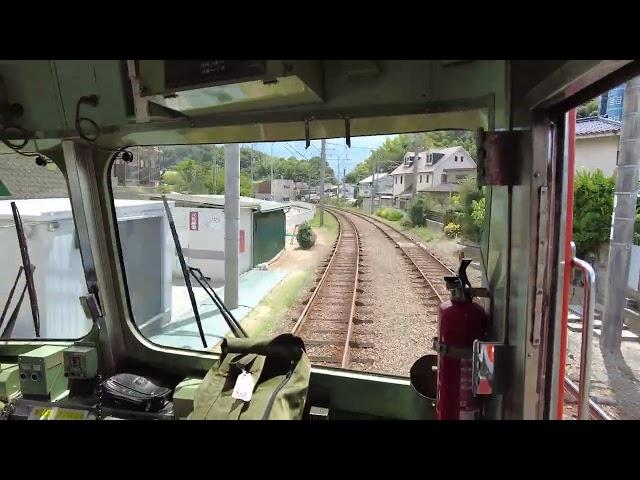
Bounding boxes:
[174,207,254,282]
[392,174,413,196]
[253,210,285,265]
[575,135,619,177]
[394,148,476,195]
[358,175,393,197]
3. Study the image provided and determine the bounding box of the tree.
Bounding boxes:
[174,159,210,194]
[443,177,484,242]
[577,97,600,119]
[572,169,615,257]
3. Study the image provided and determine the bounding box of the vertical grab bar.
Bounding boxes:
[570,243,596,420]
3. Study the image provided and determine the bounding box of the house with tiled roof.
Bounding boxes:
[575,116,621,177]
[389,146,476,207]
[0,155,69,199]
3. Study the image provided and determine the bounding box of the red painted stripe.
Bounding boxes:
[557,109,576,419]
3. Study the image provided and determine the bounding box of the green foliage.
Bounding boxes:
[444,223,462,238]
[471,197,485,228]
[345,130,477,183]
[635,212,640,246]
[375,207,404,221]
[407,197,427,226]
[400,217,413,228]
[161,170,179,185]
[296,222,316,249]
[159,144,337,190]
[163,158,254,196]
[576,97,599,119]
[443,177,484,242]
[572,170,615,257]
[174,159,210,194]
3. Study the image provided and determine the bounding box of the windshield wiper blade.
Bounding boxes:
[10,202,40,338]
[0,266,32,338]
[161,196,207,349]
[188,266,247,338]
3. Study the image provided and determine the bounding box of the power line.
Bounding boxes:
[285,142,309,160]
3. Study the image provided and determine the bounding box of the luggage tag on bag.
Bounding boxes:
[232,369,254,402]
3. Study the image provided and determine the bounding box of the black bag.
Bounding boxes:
[100,373,172,413]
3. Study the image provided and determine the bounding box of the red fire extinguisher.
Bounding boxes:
[433,259,488,420]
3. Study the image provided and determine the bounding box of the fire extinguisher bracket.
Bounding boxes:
[432,337,473,360]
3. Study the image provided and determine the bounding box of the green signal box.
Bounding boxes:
[18,346,68,399]
[0,364,20,401]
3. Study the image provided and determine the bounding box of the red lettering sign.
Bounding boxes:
[189,212,198,231]
[239,230,245,253]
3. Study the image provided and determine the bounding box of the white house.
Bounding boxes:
[390,146,476,206]
[255,179,295,202]
[575,116,621,177]
[357,173,393,198]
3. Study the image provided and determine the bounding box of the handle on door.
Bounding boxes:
[570,242,596,420]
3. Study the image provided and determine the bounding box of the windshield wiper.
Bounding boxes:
[162,196,208,349]
[0,202,40,338]
[161,196,248,347]
[188,266,247,338]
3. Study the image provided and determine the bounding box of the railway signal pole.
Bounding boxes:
[602,77,640,355]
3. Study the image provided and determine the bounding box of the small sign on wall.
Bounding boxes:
[239,230,245,253]
[189,212,199,231]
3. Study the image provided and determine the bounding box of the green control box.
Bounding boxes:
[18,346,68,399]
[0,363,20,401]
[63,346,98,379]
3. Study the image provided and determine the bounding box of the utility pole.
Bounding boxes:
[270,143,274,182]
[337,155,341,198]
[370,157,377,215]
[224,144,240,310]
[412,144,420,198]
[320,139,326,226]
[602,77,640,355]
[212,152,216,193]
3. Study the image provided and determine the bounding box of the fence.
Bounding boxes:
[425,209,445,223]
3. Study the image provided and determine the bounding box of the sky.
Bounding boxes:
[248,134,395,182]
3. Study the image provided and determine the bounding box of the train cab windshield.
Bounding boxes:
[0,59,639,421]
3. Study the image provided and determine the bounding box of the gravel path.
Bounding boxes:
[344,212,437,377]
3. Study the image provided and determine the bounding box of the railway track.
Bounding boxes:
[330,207,610,420]
[292,209,364,368]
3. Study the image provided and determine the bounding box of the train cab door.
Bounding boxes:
[483,61,640,420]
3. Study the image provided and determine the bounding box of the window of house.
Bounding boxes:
[461,157,463,163]
[400,176,403,184]
[419,175,422,183]
[441,174,447,183]
[454,156,458,162]
[426,154,432,165]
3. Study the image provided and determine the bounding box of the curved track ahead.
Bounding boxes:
[329,207,609,420]
[292,209,361,368]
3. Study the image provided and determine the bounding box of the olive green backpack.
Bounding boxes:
[189,334,311,420]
